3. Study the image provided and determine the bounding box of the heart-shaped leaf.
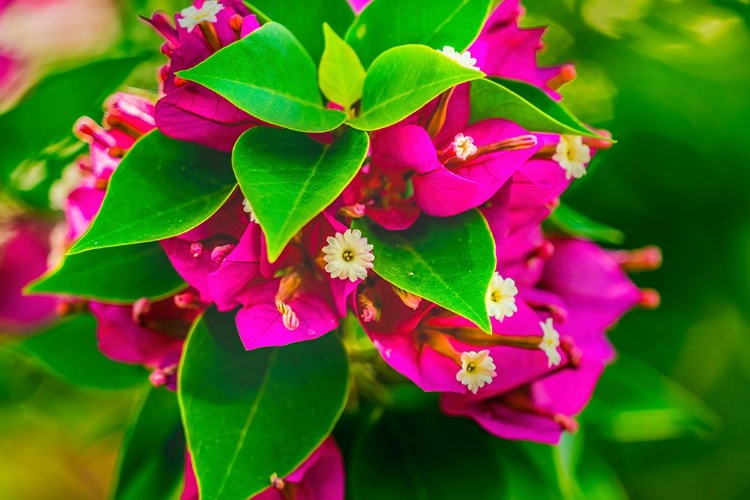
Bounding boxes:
[178,23,346,133]
[18,314,148,389]
[233,127,369,262]
[111,386,185,500]
[179,308,350,500]
[26,243,186,303]
[470,77,611,139]
[319,23,366,110]
[70,131,236,254]
[348,45,485,131]
[346,0,493,68]
[353,211,495,332]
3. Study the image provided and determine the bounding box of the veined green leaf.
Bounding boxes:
[70,131,236,254]
[346,0,493,68]
[353,211,495,332]
[179,308,350,500]
[470,77,611,139]
[233,127,369,262]
[178,23,346,133]
[348,45,485,131]
[319,23,366,110]
[26,243,186,303]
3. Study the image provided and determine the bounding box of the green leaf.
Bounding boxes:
[70,131,236,254]
[351,410,505,499]
[111,386,185,500]
[26,243,186,303]
[0,55,149,208]
[353,211,495,332]
[470,77,610,139]
[233,127,369,262]
[245,0,354,63]
[179,308,350,500]
[178,23,346,133]
[545,204,625,244]
[319,23,366,110]
[584,353,721,442]
[18,314,147,389]
[346,0,493,69]
[348,45,485,131]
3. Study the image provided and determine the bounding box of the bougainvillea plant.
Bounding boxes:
[2,0,669,498]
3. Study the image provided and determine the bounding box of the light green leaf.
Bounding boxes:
[470,77,610,139]
[319,23,366,110]
[111,386,185,500]
[179,308,350,500]
[233,127,369,262]
[70,131,236,254]
[546,204,625,244]
[584,353,721,441]
[26,243,186,303]
[348,45,485,131]
[245,0,354,63]
[18,314,148,389]
[353,211,495,332]
[351,410,505,499]
[178,23,346,133]
[346,0,493,68]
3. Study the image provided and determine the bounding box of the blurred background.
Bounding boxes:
[1,0,749,498]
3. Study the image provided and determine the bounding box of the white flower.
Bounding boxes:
[242,198,259,224]
[486,272,518,321]
[456,350,497,394]
[552,135,591,180]
[539,318,562,367]
[322,229,374,282]
[438,46,480,71]
[452,133,477,160]
[178,1,224,33]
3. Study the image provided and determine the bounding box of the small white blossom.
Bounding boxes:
[438,46,480,71]
[486,272,518,321]
[456,350,497,394]
[322,229,374,282]
[552,135,591,180]
[242,198,259,224]
[178,1,224,33]
[539,318,562,367]
[452,133,477,160]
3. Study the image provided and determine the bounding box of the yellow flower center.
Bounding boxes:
[466,362,477,373]
[342,250,354,262]
[490,291,502,303]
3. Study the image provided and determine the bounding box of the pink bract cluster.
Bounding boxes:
[14,0,661,497]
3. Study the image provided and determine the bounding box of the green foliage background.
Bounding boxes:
[1,0,749,498]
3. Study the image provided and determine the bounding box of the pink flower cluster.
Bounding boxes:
[19,0,661,497]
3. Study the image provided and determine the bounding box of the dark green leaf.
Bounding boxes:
[584,353,721,441]
[233,127,369,262]
[319,23,366,110]
[18,314,147,389]
[0,55,149,208]
[26,243,186,303]
[348,45,485,131]
[353,211,494,332]
[178,23,346,133]
[179,308,350,500]
[545,204,625,244]
[70,131,236,254]
[346,0,493,68]
[351,410,505,499]
[493,440,574,500]
[245,0,354,63]
[470,78,610,139]
[111,386,185,500]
